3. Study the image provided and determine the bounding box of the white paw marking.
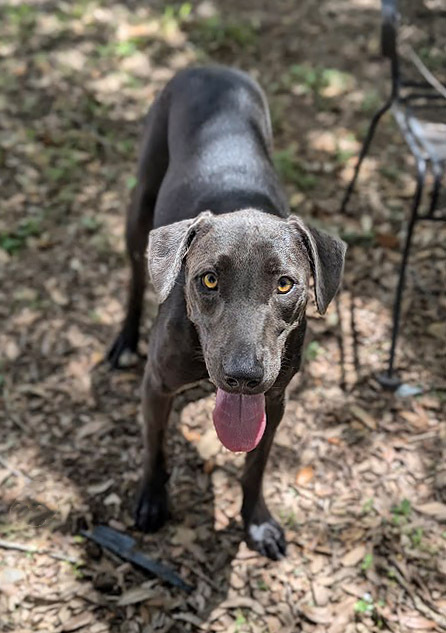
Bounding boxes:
[118,349,138,367]
[249,522,274,541]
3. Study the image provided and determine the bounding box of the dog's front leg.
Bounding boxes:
[135,367,173,533]
[241,393,286,560]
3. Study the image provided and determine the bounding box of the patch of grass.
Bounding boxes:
[89,233,113,255]
[426,389,446,404]
[56,0,94,21]
[256,579,268,591]
[234,609,247,632]
[418,46,445,72]
[268,96,287,134]
[279,509,300,529]
[284,64,326,94]
[379,165,400,183]
[126,175,137,190]
[410,527,423,548]
[361,553,374,572]
[273,147,317,191]
[305,341,323,361]
[340,230,375,248]
[97,38,145,59]
[43,147,88,185]
[354,594,385,627]
[81,216,102,233]
[162,2,192,27]
[362,498,375,514]
[72,535,85,544]
[361,90,382,115]
[391,498,411,525]
[88,310,102,323]
[125,75,146,89]
[3,4,37,30]
[189,15,258,51]
[0,216,43,255]
[284,64,353,99]
[78,93,111,119]
[0,72,18,91]
[335,146,356,166]
[354,596,374,615]
[116,138,136,157]
[66,560,84,579]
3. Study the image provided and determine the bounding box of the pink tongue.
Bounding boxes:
[212,389,266,453]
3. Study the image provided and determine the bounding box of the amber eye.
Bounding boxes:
[202,272,218,290]
[277,276,294,294]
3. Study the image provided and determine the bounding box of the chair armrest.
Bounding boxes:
[381,0,398,59]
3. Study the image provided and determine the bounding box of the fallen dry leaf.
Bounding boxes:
[220,597,265,616]
[117,584,156,606]
[296,465,315,486]
[427,322,446,341]
[62,613,94,632]
[341,545,366,567]
[182,426,202,442]
[171,526,196,547]
[376,232,399,249]
[86,479,114,496]
[399,613,437,630]
[415,502,446,521]
[299,604,333,625]
[311,580,330,606]
[349,405,377,430]
[196,428,221,460]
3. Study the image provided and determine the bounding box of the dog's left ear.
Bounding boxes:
[147,211,213,303]
[288,216,347,314]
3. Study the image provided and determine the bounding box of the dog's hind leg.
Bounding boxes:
[108,95,169,368]
[241,393,287,560]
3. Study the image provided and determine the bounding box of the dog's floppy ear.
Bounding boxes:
[147,211,213,303]
[288,216,346,314]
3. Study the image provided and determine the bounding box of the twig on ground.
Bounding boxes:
[0,456,32,483]
[384,557,446,629]
[0,538,80,565]
[178,558,221,592]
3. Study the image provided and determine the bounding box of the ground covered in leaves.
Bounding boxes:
[1,0,446,632]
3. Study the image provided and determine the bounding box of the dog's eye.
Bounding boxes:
[202,272,218,290]
[277,276,294,294]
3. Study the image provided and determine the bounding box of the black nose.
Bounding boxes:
[222,354,264,392]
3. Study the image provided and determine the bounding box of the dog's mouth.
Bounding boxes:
[212,389,266,452]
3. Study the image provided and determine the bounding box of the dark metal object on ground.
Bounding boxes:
[81,525,193,592]
[341,0,446,388]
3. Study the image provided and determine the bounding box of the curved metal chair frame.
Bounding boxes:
[341,0,446,389]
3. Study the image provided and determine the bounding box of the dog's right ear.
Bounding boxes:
[147,211,213,303]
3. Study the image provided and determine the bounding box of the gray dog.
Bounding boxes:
[109,66,346,559]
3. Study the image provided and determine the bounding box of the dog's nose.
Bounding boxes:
[222,355,264,392]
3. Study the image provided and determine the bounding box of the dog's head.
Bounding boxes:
[148,209,346,451]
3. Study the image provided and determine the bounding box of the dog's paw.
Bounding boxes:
[135,486,169,533]
[246,518,287,560]
[107,330,139,369]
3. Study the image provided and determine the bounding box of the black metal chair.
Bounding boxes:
[341,0,446,389]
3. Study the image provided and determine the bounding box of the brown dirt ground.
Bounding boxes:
[0,1,445,632]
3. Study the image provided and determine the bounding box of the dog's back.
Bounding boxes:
[148,66,288,227]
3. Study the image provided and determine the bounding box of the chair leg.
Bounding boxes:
[378,159,427,389]
[340,99,393,213]
[426,160,442,218]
